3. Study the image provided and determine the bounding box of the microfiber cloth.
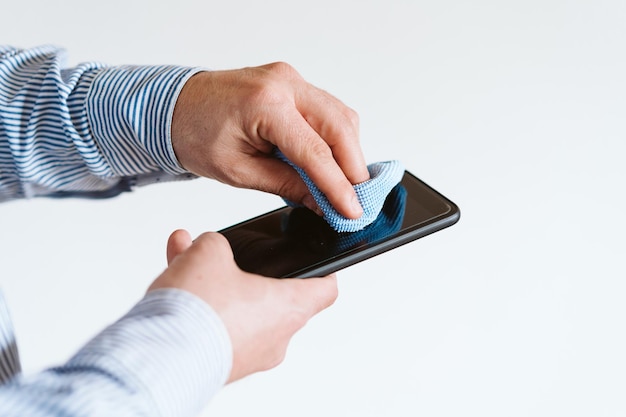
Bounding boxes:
[276,150,405,232]
[334,183,407,250]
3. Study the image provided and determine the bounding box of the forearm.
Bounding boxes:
[0,289,231,417]
[0,45,200,202]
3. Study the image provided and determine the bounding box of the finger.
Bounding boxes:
[166,229,193,265]
[225,153,322,213]
[263,106,364,219]
[257,61,365,182]
[192,231,238,264]
[296,86,370,185]
[290,274,339,316]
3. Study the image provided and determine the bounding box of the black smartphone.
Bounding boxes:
[220,171,460,278]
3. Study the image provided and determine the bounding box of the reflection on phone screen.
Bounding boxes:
[225,183,408,277]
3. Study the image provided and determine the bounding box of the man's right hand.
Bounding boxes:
[171,63,370,219]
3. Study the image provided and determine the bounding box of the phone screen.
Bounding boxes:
[220,171,460,278]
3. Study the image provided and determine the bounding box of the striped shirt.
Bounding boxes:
[0,46,232,416]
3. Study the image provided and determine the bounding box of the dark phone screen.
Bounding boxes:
[221,172,458,278]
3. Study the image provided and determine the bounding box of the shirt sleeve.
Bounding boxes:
[0,288,232,417]
[0,45,202,201]
[0,291,21,385]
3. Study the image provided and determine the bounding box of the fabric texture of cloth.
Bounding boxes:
[276,150,405,232]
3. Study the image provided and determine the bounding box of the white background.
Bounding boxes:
[2,1,626,416]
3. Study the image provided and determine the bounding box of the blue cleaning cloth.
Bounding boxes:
[276,150,405,232]
[334,182,407,250]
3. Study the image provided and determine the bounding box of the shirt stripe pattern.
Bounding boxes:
[86,64,201,177]
[0,46,232,416]
[0,291,21,385]
[0,289,232,417]
[0,45,114,200]
[0,46,199,202]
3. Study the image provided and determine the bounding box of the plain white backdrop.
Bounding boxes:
[2,1,625,416]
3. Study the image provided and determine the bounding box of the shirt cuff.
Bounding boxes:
[67,288,232,417]
[86,65,205,176]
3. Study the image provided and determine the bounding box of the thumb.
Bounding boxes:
[166,229,193,265]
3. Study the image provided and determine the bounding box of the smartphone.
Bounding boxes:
[220,171,460,278]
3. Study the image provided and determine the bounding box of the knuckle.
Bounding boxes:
[249,81,282,107]
[305,139,333,162]
[345,106,360,128]
[266,61,298,78]
[195,232,231,256]
[209,232,230,246]
[339,103,358,122]
[336,107,359,141]
[247,63,300,106]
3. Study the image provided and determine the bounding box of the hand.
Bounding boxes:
[148,229,338,383]
[171,62,370,219]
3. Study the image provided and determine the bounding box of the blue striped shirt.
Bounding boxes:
[0,45,197,201]
[0,46,232,416]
